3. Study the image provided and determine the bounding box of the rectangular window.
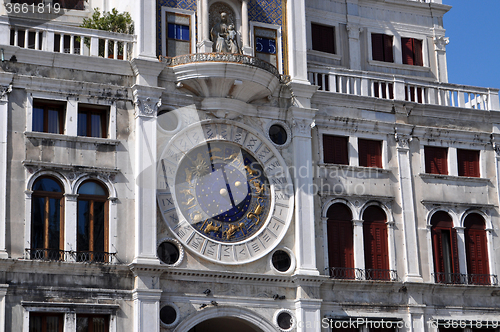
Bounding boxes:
[323,135,348,165]
[425,146,448,175]
[76,314,109,332]
[166,12,191,56]
[29,312,64,332]
[77,104,109,138]
[358,139,382,168]
[32,100,65,134]
[457,149,480,177]
[402,37,423,66]
[371,33,393,63]
[311,23,335,54]
[254,27,278,68]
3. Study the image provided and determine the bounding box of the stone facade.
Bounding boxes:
[0,0,499,331]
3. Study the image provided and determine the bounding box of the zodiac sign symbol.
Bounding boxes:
[183,197,196,206]
[247,197,264,226]
[222,223,245,240]
[204,221,221,234]
[180,189,195,198]
[190,211,204,223]
[251,180,265,196]
[244,165,258,177]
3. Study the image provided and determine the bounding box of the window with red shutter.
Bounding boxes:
[362,206,389,280]
[425,146,448,175]
[402,38,423,66]
[457,149,480,177]
[327,204,354,279]
[371,33,393,62]
[464,213,490,285]
[323,135,349,165]
[358,139,382,168]
[431,212,460,284]
[311,23,335,54]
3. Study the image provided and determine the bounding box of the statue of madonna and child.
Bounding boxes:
[210,12,241,54]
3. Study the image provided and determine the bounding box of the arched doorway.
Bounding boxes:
[188,317,264,332]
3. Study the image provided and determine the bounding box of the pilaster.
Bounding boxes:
[352,219,365,273]
[433,36,449,83]
[0,82,12,259]
[454,226,467,275]
[346,24,361,70]
[395,127,422,282]
[64,193,78,260]
[0,284,7,332]
[286,0,309,83]
[133,0,158,59]
[132,85,163,265]
[131,266,163,332]
[288,107,319,276]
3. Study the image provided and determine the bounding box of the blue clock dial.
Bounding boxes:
[175,141,271,242]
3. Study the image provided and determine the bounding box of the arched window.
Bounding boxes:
[31,176,64,260]
[464,213,490,285]
[77,181,109,262]
[327,203,354,279]
[431,211,460,284]
[363,206,389,280]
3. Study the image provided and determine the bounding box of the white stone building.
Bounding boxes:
[0,0,499,331]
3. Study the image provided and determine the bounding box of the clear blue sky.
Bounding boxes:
[444,0,500,89]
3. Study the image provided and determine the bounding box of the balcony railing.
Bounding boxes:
[308,67,500,111]
[1,17,135,60]
[433,272,498,286]
[327,267,398,281]
[25,248,117,264]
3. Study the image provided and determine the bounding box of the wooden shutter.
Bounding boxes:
[425,146,448,175]
[431,226,445,274]
[312,23,335,54]
[363,206,389,280]
[372,34,384,61]
[450,228,460,274]
[383,34,393,62]
[465,214,489,284]
[414,39,423,66]
[359,139,382,168]
[323,135,348,165]
[402,38,414,65]
[458,149,480,177]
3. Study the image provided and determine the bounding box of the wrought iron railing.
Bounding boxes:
[327,267,398,281]
[25,248,116,264]
[433,272,498,286]
[26,248,66,261]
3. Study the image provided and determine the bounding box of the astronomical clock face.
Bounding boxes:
[157,120,294,265]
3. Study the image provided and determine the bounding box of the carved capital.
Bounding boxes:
[394,131,410,150]
[492,136,500,157]
[292,118,313,137]
[64,193,79,202]
[346,24,361,39]
[434,36,449,51]
[0,84,12,102]
[134,95,162,117]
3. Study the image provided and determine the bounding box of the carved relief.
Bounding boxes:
[292,118,312,137]
[134,96,162,117]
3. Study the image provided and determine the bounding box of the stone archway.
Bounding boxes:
[188,317,264,332]
[174,306,278,332]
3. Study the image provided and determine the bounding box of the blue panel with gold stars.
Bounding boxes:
[174,141,271,243]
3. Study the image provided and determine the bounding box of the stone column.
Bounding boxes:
[64,193,78,261]
[294,279,322,332]
[198,0,213,53]
[132,268,162,332]
[433,36,449,83]
[241,0,251,55]
[352,219,365,279]
[0,84,11,259]
[289,107,318,276]
[286,0,309,83]
[454,226,467,276]
[0,284,7,332]
[132,86,163,265]
[133,0,157,59]
[395,129,423,282]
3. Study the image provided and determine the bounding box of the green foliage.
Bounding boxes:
[81,8,134,34]
[79,8,134,58]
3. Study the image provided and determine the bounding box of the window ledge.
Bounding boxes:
[368,60,432,73]
[24,131,120,146]
[318,163,390,174]
[308,50,341,61]
[23,160,120,174]
[419,173,490,183]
